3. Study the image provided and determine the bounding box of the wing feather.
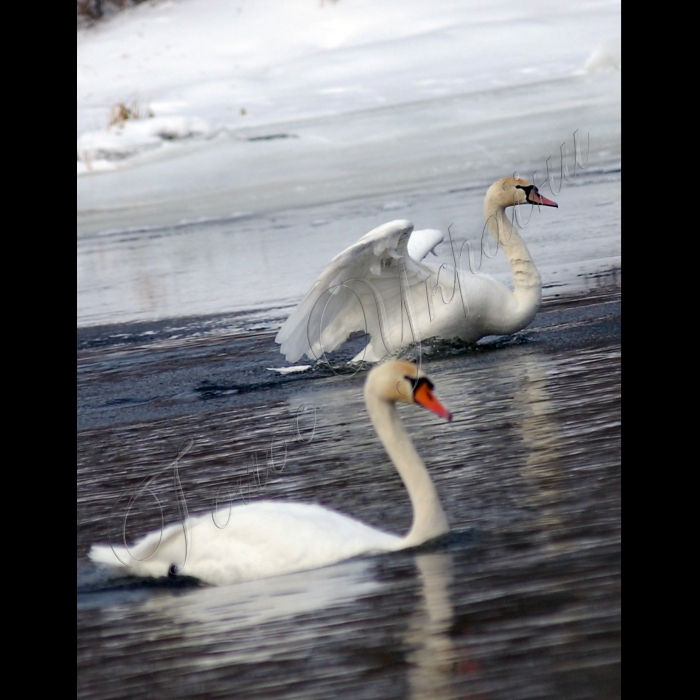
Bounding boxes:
[406,228,443,262]
[275,220,439,363]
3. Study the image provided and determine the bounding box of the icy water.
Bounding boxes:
[77,161,620,329]
[77,290,620,700]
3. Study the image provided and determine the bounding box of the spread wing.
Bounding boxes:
[406,228,443,262]
[275,220,443,363]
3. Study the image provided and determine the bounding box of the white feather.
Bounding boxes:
[89,362,451,586]
[276,178,556,363]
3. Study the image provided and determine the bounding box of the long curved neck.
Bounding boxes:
[484,202,542,321]
[365,392,448,547]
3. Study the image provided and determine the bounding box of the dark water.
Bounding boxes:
[77,290,620,699]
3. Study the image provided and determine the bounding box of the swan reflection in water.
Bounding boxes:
[512,355,565,532]
[406,552,461,700]
[92,550,468,699]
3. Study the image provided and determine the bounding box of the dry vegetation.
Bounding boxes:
[77,1,150,26]
[108,101,155,129]
[79,0,342,24]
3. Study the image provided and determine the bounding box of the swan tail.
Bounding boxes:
[88,544,131,573]
[88,521,189,577]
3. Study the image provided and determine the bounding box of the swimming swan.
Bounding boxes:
[89,361,452,586]
[275,177,557,363]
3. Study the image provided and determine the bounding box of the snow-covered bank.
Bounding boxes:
[78,1,620,222]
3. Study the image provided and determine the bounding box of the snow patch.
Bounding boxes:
[77,116,214,172]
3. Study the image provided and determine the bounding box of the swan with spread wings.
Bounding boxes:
[275,177,557,363]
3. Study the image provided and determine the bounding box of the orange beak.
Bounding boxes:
[528,190,558,207]
[414,382,452,421]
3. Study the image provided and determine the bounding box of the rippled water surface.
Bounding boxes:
[77,305,620,700]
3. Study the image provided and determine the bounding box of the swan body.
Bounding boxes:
[275,178,557,363]
[89,361,452,586]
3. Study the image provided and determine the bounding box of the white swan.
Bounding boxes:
[89,361,452,586]
[275,177,557,363]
